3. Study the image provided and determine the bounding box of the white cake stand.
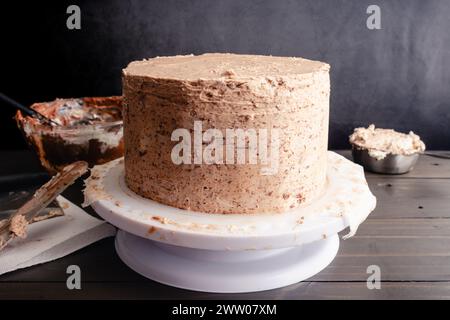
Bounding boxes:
[84,151,376,293]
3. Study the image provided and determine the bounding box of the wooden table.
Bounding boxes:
[1,150,449,299]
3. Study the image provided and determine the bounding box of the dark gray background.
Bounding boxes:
[1,0,449,149]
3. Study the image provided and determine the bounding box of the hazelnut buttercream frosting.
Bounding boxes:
[350,124,426,160]
[122,53,330,214]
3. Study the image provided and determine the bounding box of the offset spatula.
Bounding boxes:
[0,92,59,126]
[0,161,88,250]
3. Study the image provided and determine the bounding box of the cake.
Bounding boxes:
[122,53,330,214]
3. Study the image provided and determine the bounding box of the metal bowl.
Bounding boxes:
[351,146,419,174]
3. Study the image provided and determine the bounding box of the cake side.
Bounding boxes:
[123,53,330,214]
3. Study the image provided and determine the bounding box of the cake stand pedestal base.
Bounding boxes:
[115,230,339,293]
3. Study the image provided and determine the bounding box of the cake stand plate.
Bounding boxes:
[84,151,376,293]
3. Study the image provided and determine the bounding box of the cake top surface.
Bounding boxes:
[123,53,329,80]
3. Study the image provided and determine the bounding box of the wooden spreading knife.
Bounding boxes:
[0,161,88,250]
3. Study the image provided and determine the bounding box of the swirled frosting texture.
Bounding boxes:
[123,53,330,214]
[350,124,426,160]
